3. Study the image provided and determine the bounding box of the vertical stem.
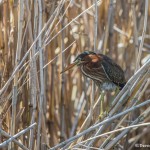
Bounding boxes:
[94,0,98,52]
[25,0,38,149]
[90,0,98,119]
[10,0,24,149]
[29,58,37,150]
[3,0,8,63]
[3,1,8,63]
[135,0,148,71]
[103,0,114,54]
[37,0,44,149]
[131,0,138,72]
[10,85,17,149]
[60,5,65,142]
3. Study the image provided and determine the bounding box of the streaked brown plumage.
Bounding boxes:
[61,51,126,91]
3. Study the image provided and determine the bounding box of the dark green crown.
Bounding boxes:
[74,51,96,62]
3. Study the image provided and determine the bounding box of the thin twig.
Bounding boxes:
[0,123,37,148]
[0,128,29,150]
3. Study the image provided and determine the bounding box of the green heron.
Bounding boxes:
[61,51,126,91]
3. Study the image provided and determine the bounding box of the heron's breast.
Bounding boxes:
[100,82,117,91]
[80,64,108,83]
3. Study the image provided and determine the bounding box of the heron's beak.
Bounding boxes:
[60,60,79,74]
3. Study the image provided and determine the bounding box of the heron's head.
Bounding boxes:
[60,51,96,73]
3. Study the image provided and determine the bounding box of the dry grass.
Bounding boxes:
[0,0,150,150]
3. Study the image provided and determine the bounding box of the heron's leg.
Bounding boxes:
[99,90,105,119]
[115,86,120,96]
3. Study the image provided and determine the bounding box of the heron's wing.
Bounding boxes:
[99,54,126,85]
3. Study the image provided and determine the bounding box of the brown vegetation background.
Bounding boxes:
[0,0,150,149]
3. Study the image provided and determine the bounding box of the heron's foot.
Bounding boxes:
[98,113,103,120]
[98,111,108,120]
